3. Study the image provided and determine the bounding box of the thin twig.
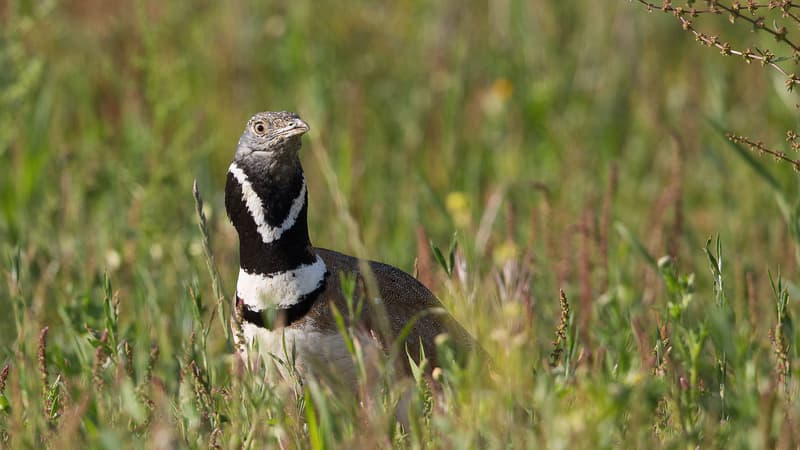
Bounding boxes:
[635,0,800,88]
[728,133,800,170]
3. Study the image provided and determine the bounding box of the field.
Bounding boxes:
[2,1,800,448]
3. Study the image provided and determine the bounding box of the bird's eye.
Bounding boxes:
[253,121,267,135]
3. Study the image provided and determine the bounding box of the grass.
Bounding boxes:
[2,0,800,447]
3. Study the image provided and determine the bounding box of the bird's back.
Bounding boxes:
[299,247,481,373]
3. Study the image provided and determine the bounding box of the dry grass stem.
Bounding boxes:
[192,180,230,342]
[549,289,571,367]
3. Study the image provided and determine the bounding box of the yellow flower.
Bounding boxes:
[492,240,519,265]
[482,77,514,116]
[491,77,513,101]
[445,191,471,228]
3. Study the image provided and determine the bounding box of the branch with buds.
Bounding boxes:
[635,0,800,170]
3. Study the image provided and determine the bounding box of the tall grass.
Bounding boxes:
[1,0,800,447]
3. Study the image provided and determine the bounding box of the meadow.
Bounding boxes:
[2,0,800,448]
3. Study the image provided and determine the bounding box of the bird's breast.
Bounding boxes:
[239,322,382,389]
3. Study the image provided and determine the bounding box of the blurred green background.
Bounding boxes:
[3,1,795,327]
[1,0,800,445]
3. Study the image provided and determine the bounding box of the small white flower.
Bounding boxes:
[105,249,121,271]
[149,244,163,261]
[189,240,204,256]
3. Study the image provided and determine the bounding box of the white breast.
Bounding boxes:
[238,322,381,389]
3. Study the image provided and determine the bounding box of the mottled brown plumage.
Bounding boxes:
[300,247,480,372]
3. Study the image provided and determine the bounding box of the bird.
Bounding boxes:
[224,111,481,390]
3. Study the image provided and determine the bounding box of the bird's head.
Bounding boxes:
[234,111,310,164]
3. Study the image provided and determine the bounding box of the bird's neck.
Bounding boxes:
[225,157,327,310]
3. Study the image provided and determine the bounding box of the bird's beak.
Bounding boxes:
[283,118,310,137]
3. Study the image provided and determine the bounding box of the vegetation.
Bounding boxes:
[2,0,800,447]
